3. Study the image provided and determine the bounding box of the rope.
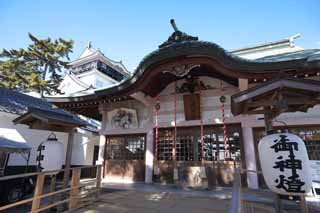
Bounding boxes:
[173,81,177,161]
[220,81,230,159]
[199,87,204,161]
[155,95,160,160]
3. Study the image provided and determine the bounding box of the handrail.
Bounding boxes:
[240,168,263,174]
[0,165,97,181]
[0,165,102,212]
[229,167,242,213]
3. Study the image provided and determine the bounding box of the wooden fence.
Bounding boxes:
[0,165,102,212]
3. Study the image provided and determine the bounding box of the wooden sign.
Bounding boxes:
[183,94,200,120]
[108,108,138,129]
[258,133,312,195]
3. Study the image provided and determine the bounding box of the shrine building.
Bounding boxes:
[47,21,320,189]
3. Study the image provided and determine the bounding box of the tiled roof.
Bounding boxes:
[0,88,52,115]
[0,88,97,131]
[254,49,320,63]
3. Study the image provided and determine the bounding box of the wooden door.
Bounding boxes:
[104,135,145,182]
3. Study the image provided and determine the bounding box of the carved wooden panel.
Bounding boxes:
[183,94,201,120]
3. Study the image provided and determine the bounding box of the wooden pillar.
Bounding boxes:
[263,107,273,134]
[263,106,282,213]
[69,168,81,210]
[300,195,309,213]
[239,78,249,92]
[97,135,106,179]
[95,165,102,199]
[49,175,57,212]
[31,173,45,212]
[63,128,75,188]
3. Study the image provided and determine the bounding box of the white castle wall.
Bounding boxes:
[0,112,98,168]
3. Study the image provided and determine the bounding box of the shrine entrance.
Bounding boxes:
[103,134,146,182]
[153,124,244,187]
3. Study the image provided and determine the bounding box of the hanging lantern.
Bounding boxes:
[155,103,161,111]
[37,133,64,173]
[220,95,226,103]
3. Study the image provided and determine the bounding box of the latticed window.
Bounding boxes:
[106,136,145,160]
[126,137,145,160]
[253,126,320,160]
[176,136,195,161]
[201,127,241,161]
[156,125,242,161]
[157,129,173,160]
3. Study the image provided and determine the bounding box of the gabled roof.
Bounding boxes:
[47,22,320,120]
[230,34,302,54]
[0,88,87,127]
[254,49,320,63]
[13,106,87,127]
[231,77,320,116]
[48,42,320,103]
[79,42,96,58]
[0,88,52,115]
[70,43,130,77]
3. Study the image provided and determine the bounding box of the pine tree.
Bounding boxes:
[0,33,73,97]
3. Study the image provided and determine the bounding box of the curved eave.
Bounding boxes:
[46,93,98,103]
[48,40,320,104]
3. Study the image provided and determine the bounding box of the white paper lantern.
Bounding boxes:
[37,134,64,174]
[258,133,312,195]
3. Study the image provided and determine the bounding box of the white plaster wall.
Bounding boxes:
[96,135,106,166]
[0,112,98,167]
[71,132,99,165]
[77,72,95,87]
[77,69,117,89]
[93,70,118,88]
[59,74,88,95]
[0,112,68,166]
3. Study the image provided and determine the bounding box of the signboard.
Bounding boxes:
[310,160,320,182]
[108,108,138,129]
[258,133,312,195]
[309,160,320,197]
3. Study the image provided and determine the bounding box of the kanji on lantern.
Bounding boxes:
[258,133,312,195]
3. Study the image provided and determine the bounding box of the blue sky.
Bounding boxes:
[0,0,319,71]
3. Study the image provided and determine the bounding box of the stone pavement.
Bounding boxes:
[76,182,320,213]
[77,189,230,213]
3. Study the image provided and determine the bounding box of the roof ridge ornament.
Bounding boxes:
[159,19,198,48]
[87,41,92,49]
[170,19,179,33]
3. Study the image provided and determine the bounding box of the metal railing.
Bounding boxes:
[229,167,242,213]
[229,167,276,213]
[0,165,102,212]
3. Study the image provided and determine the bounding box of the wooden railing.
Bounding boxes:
[0,165,102,212]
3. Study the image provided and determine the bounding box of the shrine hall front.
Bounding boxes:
[48,25,320,189]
